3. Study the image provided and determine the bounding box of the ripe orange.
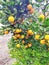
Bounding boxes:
[25,45,28,49]
[15,29,20,33]
[15,29,22,33]
[45,35,49,40]
[27,30,34,35]
[4,30,9,34]
[8,16,15,23]
[19,29,22,32]
[40,39,46,44]
[16,34,21,38]
[28,43,32,47]
[13,36,17,40]
[39,14,45,20]
[20,35,25,39]
[16,44,21,48]
[35,34,40,40]
[27,4,32,10]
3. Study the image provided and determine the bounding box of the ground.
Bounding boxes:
[0,34,15,65]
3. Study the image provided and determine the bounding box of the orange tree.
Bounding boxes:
[0,0,49,65]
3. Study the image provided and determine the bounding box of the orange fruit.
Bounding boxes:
[39,14,45,20]
[29,8,34,14]
[4,30,9,34]
[19,29,22,32]
[45,35,49,40]
[28,43,32,47]
[13,36,17,40]
[40,39,46,44]
[16,34,21,38]
[8,16,15,23]
[25,45,28,49]
[15,29,22,33]
[35,34,40,40]
[20,35,25,39]
[16,44,21,48]
[15,29,20,33]
[27,4,32,10]
[27,30,34,35]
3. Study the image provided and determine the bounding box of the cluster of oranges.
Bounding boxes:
[13,29,34,40]
[13,29,25,40]
[34,34,49,45]
[12,29,34,48]
[35,34,49,46]
[16,42,32,49]
[4,29,49,49]
[13,29,49,49]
